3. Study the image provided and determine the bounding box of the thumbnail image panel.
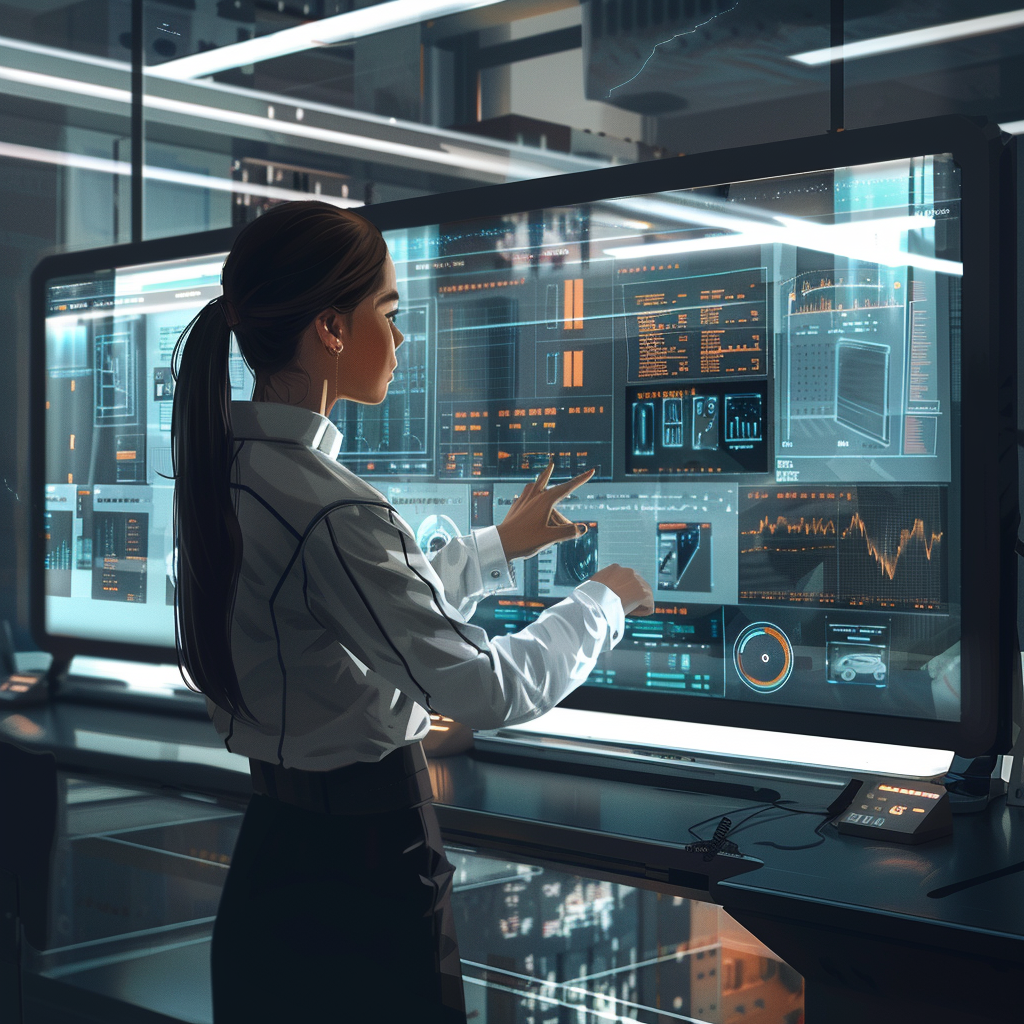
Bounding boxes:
[495,482,739,605]
[45,315,147,486]
[835,340,889,444]
[94,325,139,424]
[621,266,767,383]
[91,510,148,604]
[553,524,600,587]
[340,301,433,477]
[775,265,951,484]
[826,621,891,688]
[657,522,712,593]
[625,382,769,476]
[738,486,947,612]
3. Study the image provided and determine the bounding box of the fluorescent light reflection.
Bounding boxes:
[150,0,511,80]
[605,212,961,276]
[0,140,363,208]
[791,8,1024,65]
[0,62,522,178]
[601,189,960,275]
[0,33,599,183]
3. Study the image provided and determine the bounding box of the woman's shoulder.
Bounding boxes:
[312,450,387,505]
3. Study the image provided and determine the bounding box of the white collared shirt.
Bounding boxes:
[212,401,625,770]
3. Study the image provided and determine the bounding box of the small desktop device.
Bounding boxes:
[836,778,953,845]
[31,117,1016,758]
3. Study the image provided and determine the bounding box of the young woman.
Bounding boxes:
[172,201,652,1023]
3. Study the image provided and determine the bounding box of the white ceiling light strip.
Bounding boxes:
[791,8,1024,65]
[0,32,586,172]
[150,0,510,80]
[0,139,364,208]
[0,63,524,178]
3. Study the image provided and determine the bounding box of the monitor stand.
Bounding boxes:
[949,649,1024,812]
[1003,655,1024,808]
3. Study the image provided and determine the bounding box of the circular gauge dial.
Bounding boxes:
[733,622,794,694]
[416,514,460,556]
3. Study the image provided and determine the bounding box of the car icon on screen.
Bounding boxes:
[834,652,887,682]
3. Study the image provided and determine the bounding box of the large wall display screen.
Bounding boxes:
[33,120,1014,752]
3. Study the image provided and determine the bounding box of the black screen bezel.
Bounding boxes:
[30,116,1016,756]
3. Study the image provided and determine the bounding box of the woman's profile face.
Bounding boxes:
[339,254,403,405]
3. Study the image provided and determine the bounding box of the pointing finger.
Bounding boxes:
[549,467,596,500]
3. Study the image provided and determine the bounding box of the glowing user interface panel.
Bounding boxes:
[43,254,246,647]
[365,156,961,723]
[43,153,961,724]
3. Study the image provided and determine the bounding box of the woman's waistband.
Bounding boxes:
[249,742,433,815]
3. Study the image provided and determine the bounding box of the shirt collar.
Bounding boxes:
[230,401,343,460]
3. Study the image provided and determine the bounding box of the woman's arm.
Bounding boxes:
[425,460,595,617]
[424,525,515,620]
[300,502,625,731]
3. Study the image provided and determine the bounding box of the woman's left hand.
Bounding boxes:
[495,460,595,562]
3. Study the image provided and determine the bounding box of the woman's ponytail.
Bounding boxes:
[171,201,386,724]
[171,301,253,722]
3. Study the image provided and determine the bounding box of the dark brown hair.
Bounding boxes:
[171,201,388,722]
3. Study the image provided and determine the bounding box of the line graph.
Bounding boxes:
[842,513,943,582]
[739,489,947,611]
[753,516,835,539]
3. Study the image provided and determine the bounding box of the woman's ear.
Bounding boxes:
[316,310,344,354]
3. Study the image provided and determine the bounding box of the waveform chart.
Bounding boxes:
[738,491,840,605]
[738,488,947,612]
[836,488,946,612]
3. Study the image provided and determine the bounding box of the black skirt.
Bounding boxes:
[211,743,467,1023]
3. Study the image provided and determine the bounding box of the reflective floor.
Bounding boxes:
[23,776,804,1024]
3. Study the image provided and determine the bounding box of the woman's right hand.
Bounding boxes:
[588,563,654,617]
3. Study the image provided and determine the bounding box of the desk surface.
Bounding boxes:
[3,696,1023,969]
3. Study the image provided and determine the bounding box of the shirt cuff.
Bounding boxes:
[474,525,516,592]
[575,580,626,650]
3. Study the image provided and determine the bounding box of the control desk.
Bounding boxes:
[1,695,1022,1024]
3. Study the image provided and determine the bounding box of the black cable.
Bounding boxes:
[684,796,838,857]
[685,801,776,842]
